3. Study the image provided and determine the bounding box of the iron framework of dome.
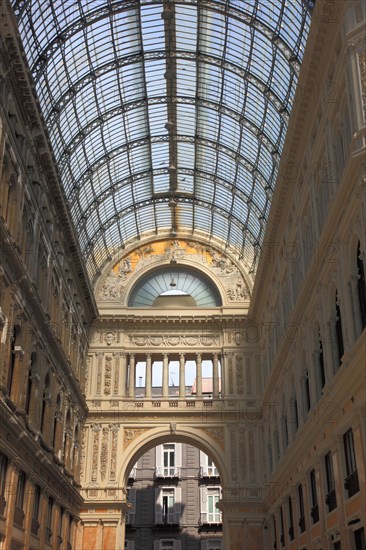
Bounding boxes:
[11,0,312,282]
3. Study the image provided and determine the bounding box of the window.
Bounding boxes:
[335,291,344,366]
[200,486,222,524]
[207,488,221,523]
[343,429,359,497]
[207,457,219,477]
[317,332,326,393]
[280,506,285,547]
[298,484,305,533]
[325,452,337,512]
[32,485,41,520]
[272,514,277,550]
[357,242,366,331]
[0,452,8,515]
[200,452,219,477]
[354,527,366,550]
[14,471,26,526]
[310,469,319,523]
[163,444,175,477]
[156,444,181,478]
[287,496,294,541]
[304,370,311,413]
[155,487,181,525]
[46,496,54,543]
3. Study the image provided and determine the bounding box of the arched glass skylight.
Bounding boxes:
[12,0,312,281]
[128,267,222,307]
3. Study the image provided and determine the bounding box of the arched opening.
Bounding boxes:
[122,435,225,550]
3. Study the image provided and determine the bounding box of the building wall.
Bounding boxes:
[125,444,223,550]
[0,0,365,549]
[253,1,366,549]
[0,11,94,549]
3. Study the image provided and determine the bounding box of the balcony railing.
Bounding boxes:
[155,466,181,478]
[344,470,359,498]
[200,512,222,525]
[310,505,319,524]
[325,489,337,512]
[298,516,305,533]
[31,518,40,536]
[200,466,220,478]
[13,506,25,527]
[155,511,180,525]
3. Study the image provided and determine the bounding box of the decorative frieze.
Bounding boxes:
[103,356,112,396]
[127,334,218,347]
[100,427,109,481]
[91,425,101,482]
[110,425,119,481]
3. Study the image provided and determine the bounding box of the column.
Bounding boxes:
[220,353,226,398]
[179,353,185,398]
[119,353,127,397]
[162,353,169,397]
[145,354,152,398]
[23,477,36,550]
[4,461,19,546]
[196,353,202,398]
[213,352,219,398]
[128,354,135,398]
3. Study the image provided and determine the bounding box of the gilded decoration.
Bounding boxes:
[96,239,251,303]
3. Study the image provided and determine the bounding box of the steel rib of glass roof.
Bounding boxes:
[12,0,311,281]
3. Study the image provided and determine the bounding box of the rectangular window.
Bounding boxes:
[46,496,53,543]
[280,506,285,547]
[163,444,175,477]
[15,471,26,510]
[207,457,219,477]
[207,488,221,523]
[325,452,337,512]
[343,429,359,497]
[0,452,8,515]
[162,489,175,524]
[354,527,366,550]
[288,496,294,541]
[32,485,41,520]
[310,469,319,524]
[298,484,305,533]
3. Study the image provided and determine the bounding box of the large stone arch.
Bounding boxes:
[119,425,230,489]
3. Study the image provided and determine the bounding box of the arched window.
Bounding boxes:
[357,242,366,330]
[335,291,344,366]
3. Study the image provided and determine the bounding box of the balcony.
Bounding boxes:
[0,495,6,516]
[310,505,319,524]
[13,506,25,527]
[298,516,305,533]
[154,466,181,479]
[200,466,220,479]
[154,511,181,529]
[31,518,40,536]
[200,512,222,525]
[344,470,359,498]
[325,489,337,512]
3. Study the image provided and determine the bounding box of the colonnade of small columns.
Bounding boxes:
[116,352,222,399]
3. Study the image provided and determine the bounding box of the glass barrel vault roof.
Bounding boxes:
[11,0,312,282]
